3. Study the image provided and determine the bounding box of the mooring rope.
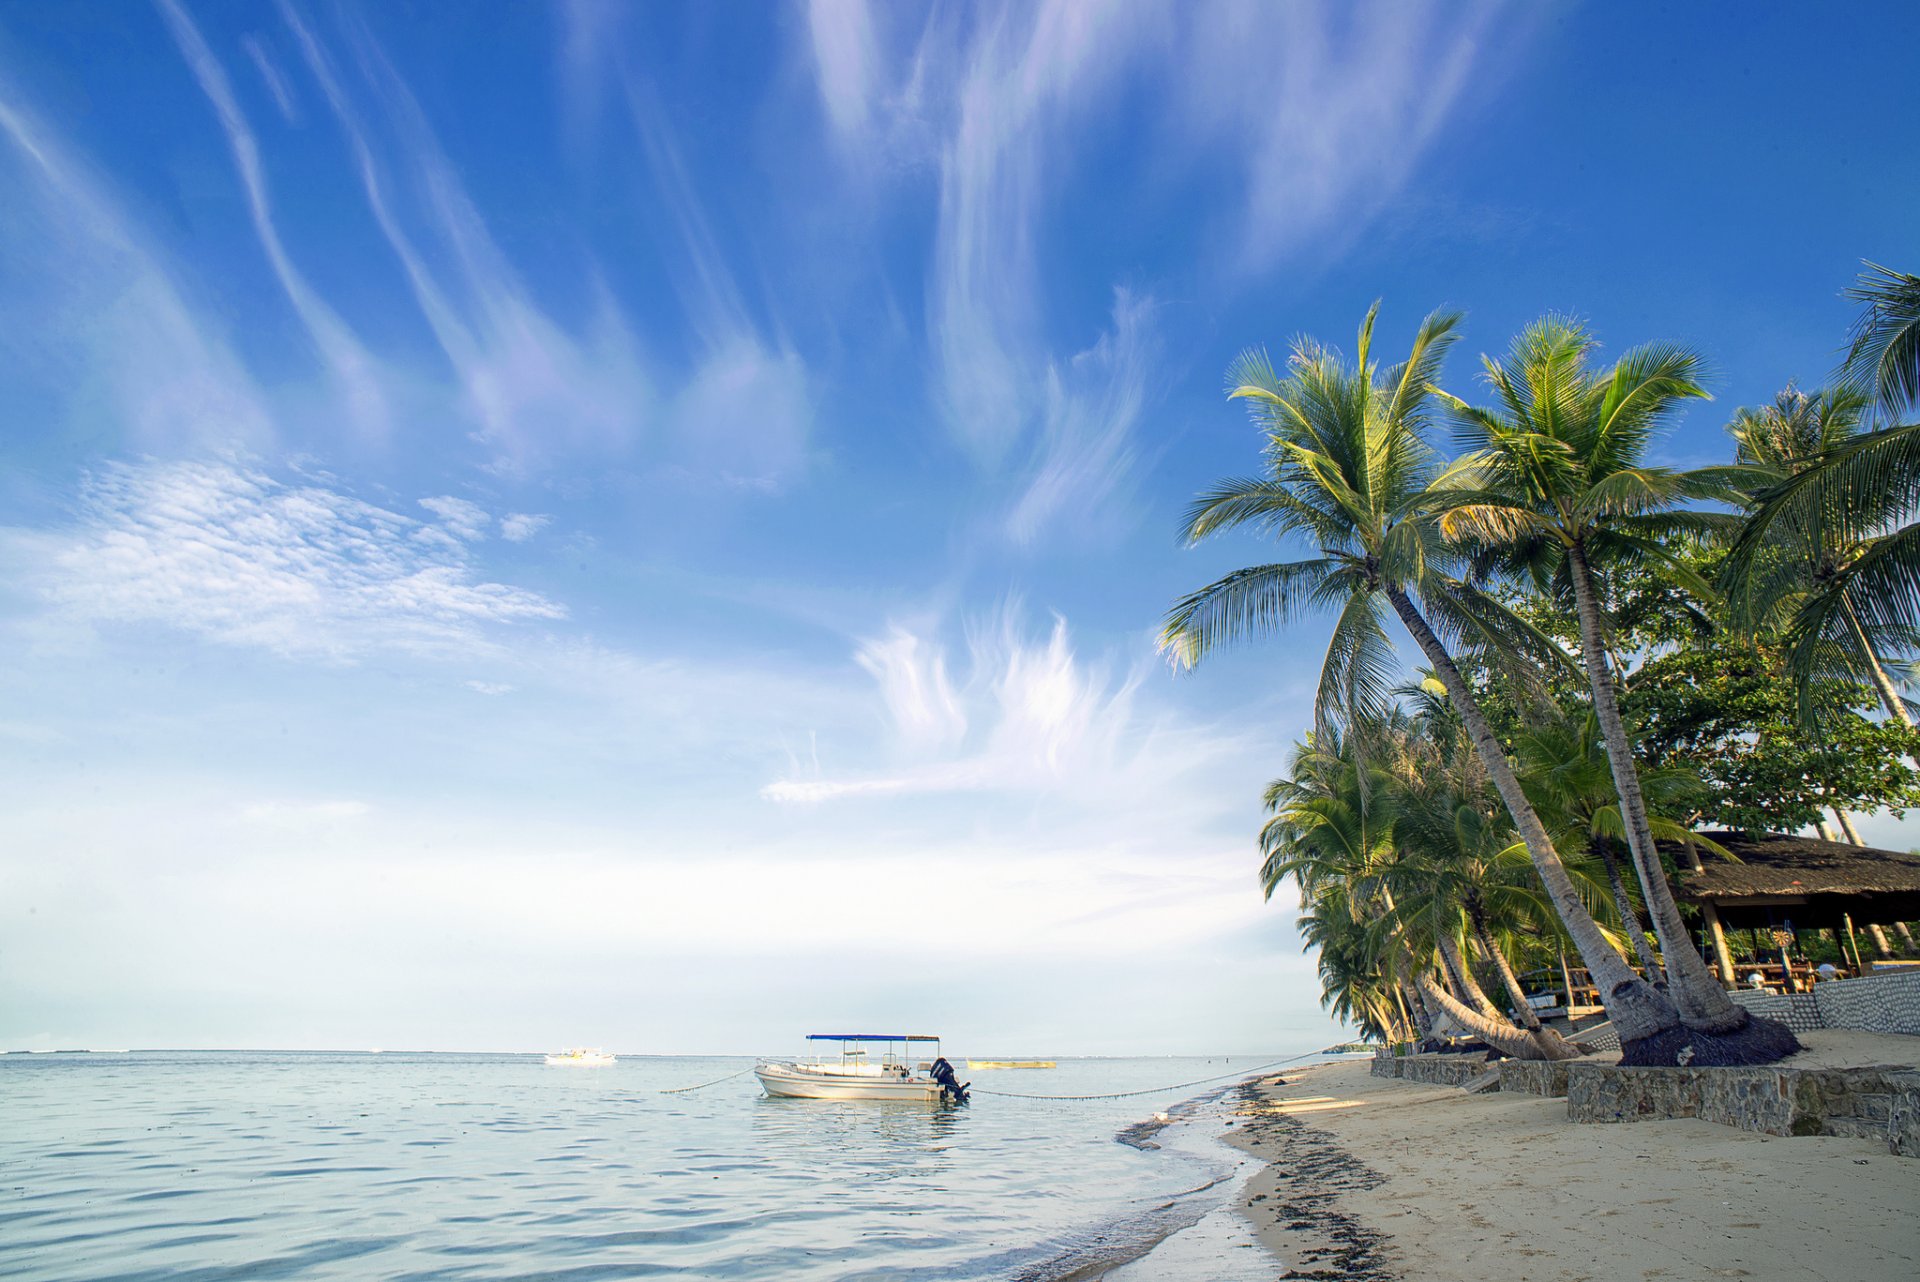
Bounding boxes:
[658,1065,759,1094]
[966,1049,1325,1101]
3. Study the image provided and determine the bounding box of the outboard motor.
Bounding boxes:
[928,1056,970,1103]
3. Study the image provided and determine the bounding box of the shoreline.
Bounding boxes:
[1205,1043,1920,1282]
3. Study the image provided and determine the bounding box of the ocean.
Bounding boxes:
[0,1050,1324,1280]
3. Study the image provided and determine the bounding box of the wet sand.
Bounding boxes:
[1217,1042,1920,1282]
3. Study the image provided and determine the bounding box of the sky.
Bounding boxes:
[2,1,1917,1055]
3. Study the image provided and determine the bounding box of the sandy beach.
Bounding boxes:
[1222,1038,1920,1282]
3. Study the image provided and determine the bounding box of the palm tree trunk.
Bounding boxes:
[1399,980,1432,1039]
[1413,972,1579,1061]
[1596,835,1662,975]
[1437,933,1502,1019]
[1382,583,1686,1057]
[1565,544,1773,1040]
[1466,906,1542,1031]
[1826,810,1893,957]
[1841,590,1915,727]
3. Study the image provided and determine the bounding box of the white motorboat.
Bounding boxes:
[756,1034,968,1102]
[544,1047,616,1067]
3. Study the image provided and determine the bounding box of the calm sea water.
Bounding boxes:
[0,1050,1320,1281]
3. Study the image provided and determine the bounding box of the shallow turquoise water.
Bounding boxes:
[0,1050,1314,1280]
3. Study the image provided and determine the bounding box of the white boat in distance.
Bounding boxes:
[544,1047,616,1067]
[756,1034,968,1102]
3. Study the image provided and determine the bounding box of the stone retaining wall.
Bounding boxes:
[1497,1059,1573,1097]
[1566,1061,1920,1155]
[1729,967,1920,1036]
[1368,1053,1492,1087]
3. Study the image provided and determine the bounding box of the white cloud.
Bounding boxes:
[278,1,651,469]
[1178,0,1505,272]
[762,606,1235,810]
[1005,288,1154,546]
[853,626,967,754]
[419,496,491,541]
[241,35,300,124]
[928,0,1145,466]
[0,92,271,451]
[499,513,549,542]
[807,0,1510,530]
[37,458,563,662]
[627,92,813,489]
[465,680,514,696]
[160,0,388,434]
[805,0,879,137]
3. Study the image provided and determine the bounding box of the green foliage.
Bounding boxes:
[1628,633,1920,832]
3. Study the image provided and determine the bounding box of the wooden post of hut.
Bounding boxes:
[1843,913,1869,975]
[1673,829,1920,989]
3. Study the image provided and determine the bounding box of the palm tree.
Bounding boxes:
[1162,304,1711,1065]
[1383,730,1584,1060]
[1432,318,1797,1059]
[1723,265,1920,719]
[1842,262,1920,422]
[1724,386,1916,726]
[1513,709,1728,972]
[1266,717,1577,1059]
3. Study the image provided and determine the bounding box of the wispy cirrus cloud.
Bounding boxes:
[36,458,563,662]
[160,0,388,435]
[763,605,1210,807]
[1005,288,1155,547]
[278,0,651,471]
[1178,0,1507,272]
[0,92,271,451]
[805,0,1514,534]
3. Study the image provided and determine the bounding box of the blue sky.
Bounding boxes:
[2,1,1916,1054]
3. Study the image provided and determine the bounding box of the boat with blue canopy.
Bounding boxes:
[755,1034,969,1102]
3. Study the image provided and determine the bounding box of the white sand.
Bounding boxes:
[1225,1034,1920,1282]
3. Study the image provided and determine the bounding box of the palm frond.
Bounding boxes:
[1841,261,1920,420]
[1159,558,1344,668]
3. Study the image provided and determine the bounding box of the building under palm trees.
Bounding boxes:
[1674,831,1920,985]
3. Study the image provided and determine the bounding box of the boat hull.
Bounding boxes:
[754,1063,945,1101]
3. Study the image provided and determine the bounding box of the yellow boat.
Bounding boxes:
[966,1059,1056,1070]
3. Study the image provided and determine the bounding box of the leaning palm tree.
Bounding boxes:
[1724,386,1916,726]
[1272,719,1574,1058]
[1384,739,1584,1060]
[1431,318,1796,1060]
[1161,304,1723,1065]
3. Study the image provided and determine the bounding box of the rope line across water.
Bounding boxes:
[966,1050,1324,1101]
[658,1066,759,1094]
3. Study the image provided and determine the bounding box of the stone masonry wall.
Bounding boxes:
[1566,1061,1920,1155]
[1497,1059,1573,1097]
[1728,967,1920,1036]
[1368,1053,1491,1087]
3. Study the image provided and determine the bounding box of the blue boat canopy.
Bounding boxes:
[806,1034,941,1042]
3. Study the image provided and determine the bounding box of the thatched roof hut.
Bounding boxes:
[1674,830,1920,929]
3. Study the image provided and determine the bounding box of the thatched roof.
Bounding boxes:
[1674,830,1920,903]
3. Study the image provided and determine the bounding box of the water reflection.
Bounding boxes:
[1,1051,1306,1282]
